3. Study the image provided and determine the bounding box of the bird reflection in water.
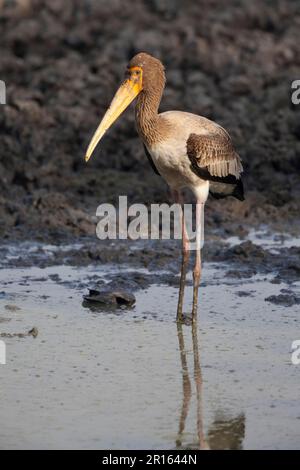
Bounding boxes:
[176,323,246,450]
[176,322,209,450]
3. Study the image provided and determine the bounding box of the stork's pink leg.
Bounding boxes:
[173,190,190,322]
[192,202,204,322]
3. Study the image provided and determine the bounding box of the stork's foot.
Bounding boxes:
[176,300,184,323]
[176,312,193,326]
[176,312,184,324]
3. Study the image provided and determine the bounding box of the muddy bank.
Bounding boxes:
[1,229,299,290]
[0,0,299,242]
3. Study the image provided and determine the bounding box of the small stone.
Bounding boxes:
[28,327,39,338]
[4,304,21,312]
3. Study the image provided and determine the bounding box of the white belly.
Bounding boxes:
[147,139,209,201]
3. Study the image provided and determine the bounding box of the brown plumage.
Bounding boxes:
[186,131,243,179]
[186,130,244,201]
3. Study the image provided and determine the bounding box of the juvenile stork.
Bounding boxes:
[85,52,244,323]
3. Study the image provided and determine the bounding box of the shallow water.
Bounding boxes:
[227,227,300,252]
[0,253,300,450]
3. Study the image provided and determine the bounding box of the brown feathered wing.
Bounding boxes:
[187,129,244,200]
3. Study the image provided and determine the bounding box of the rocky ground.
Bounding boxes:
[0,0,299,242]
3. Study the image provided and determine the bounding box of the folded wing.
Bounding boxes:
[187,129,244,201]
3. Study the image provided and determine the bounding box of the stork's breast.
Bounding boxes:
[147,137,200,188]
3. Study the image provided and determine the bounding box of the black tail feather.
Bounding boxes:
[209,178,245,201]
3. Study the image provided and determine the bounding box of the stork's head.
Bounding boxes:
[84,52,165,162]
[127,52,166,95]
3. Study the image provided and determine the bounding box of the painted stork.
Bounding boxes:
[85,52,244,323]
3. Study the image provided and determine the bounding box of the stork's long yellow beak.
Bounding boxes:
[85,77,142,162]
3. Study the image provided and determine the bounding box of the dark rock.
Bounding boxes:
[236,290,254,297]
[225,241,267,260]
[226,268,257,279]
[265,294,300,307]
[83,288,136,308]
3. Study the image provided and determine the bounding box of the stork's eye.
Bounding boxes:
[126,67,142,81]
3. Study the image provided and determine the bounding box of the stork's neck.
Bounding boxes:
[135,88,168,146]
